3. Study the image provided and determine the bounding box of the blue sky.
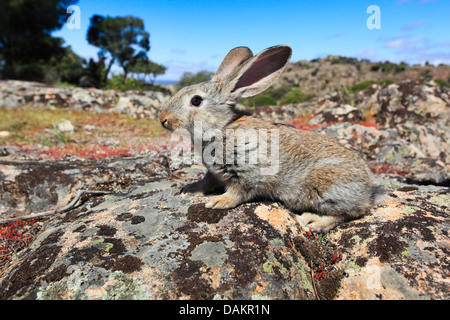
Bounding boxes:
[53,0,450,82]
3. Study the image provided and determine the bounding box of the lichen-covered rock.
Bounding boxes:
[0,159,448,300]
[0,157,169,218]
[248,80,449,186]
[332,181,449,299]
[0,179,316,300]
[0,79,449,300]
[0,80,169,120]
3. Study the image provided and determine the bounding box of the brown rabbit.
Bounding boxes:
[160,45,385,232]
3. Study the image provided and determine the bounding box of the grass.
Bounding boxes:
[0,106,169,160]
[434,78,450,88]
[0,106,171,273]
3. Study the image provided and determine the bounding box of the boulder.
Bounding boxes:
[0,79,448,300]
[0,157,169,218]
[56,120,75,133]
[0,159,448,300]
[0,80,169,120]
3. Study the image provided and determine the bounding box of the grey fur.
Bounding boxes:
[160,45,385,232]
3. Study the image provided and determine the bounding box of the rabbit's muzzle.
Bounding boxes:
[159,110,181,132]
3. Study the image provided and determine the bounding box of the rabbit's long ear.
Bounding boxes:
[225,45,292,103]
[212,47,253,82]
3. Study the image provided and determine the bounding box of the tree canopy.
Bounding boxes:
[175,70,214,89]
[0,0,78,81]
[0,2,165,90]
[129,60,167,84]
[87,15,151,82]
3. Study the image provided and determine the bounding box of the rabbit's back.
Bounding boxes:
[212,116,376,218]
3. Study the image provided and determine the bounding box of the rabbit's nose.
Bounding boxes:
[160,111,168,128]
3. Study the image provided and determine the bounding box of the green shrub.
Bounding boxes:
[175,70,214,89]
[266,85,291,100]
[395,61,407,73]
[370,64,381,72]
[378,79,394,85]
[241,87,315,107]
[381,61,395,73]
[280,89,315,105]
[370,61,408,74]
[349,80,376,93]
[349,79,394,93]
[330,56,358,65]
[104,74,147,91]
[247,94,277,107]
[434,78,450,88]
[54,81,78,88]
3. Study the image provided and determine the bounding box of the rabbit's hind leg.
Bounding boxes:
[296,181,374,232]
[296,212,345,233]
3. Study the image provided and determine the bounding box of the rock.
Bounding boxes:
[0,158,448,300]
[332,178,449,300]
[0,80,170,120]
[0,178,315,300]
[56,120,75,133]
[0,157,169,218]
[310,104,364,124]
[0,131,10,138]
[0,78,449,300]
[83,125,98,131]
[116,97,131,114]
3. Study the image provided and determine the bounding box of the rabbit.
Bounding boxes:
[160,45,386,232]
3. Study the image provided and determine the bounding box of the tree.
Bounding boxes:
[176,70,214,89]
[0,0,78,81]
[78,58,107,88]
[130,60,166,85]
[87,15,150,83]
[49,45,85,84]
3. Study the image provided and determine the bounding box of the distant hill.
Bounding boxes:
[274,55,450,96]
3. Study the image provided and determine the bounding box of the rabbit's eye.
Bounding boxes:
[190,95,203,107]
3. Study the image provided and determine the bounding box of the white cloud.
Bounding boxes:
[355,49,385,62]
[402,19,425,31]
[170,48,187,55]
[355,49,376,58]
[396,0,440,4]
[413,51,450,65]
[385,37,424,49]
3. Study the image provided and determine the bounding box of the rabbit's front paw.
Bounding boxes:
[181,181,202,194]
[205,193,240,209]
[296,212,344,233]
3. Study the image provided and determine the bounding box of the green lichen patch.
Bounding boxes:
[103,271,150,300]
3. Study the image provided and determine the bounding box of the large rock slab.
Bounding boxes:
[0,160,448,300]
[0,157,169,218]
[0,179,315,300]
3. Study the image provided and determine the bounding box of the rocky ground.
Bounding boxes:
[0,80,168,119]
[0,80,448,300]
[275,54,450,96]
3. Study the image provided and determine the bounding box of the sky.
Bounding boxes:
[52,0,450,82]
